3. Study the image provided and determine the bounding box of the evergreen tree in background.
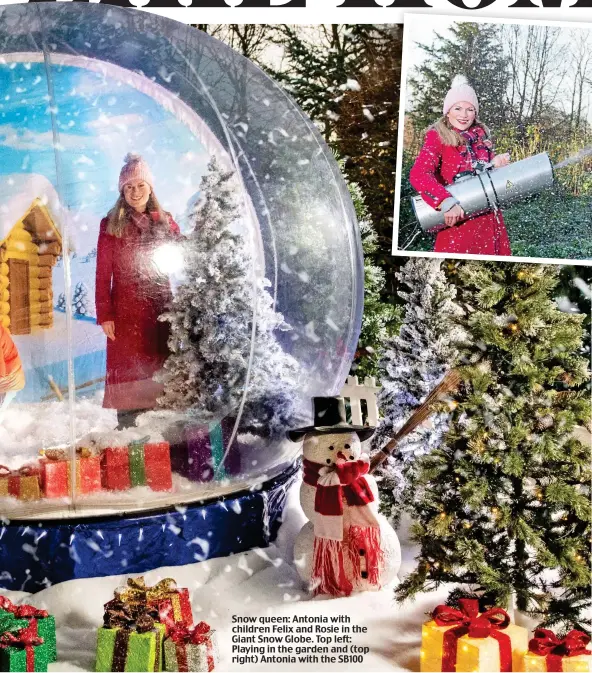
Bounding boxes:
[267,25,390,142]
[373,258,464,518]
[158,157,301,437]
[346,175,401,379]
[72,282,89,317]
[397,262,591,634]
[333,25,402,296]
[408,22,509,140]
[55,292,66,313]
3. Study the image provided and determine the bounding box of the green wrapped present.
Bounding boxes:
[0,617,28,636]
[0,623,48,672]
[0,599,55,664]
[95,600,165,672]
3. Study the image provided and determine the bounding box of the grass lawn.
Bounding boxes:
[503,191,592,260]
[398,188,591,261]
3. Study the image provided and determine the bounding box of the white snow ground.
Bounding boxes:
[0,483,454,673]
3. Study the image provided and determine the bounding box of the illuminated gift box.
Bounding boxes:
[116,577,193,633]
[420,598,528,672]
[40,448,101,498]
[101,441,172,492]
[163,622,218,672]
[0,466,40,501]
[95,600,166,673]
[522,629,591,672]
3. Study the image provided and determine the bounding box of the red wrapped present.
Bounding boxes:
[39,449,101,498]
[101,447,131,491]
[523,629,591,672]
[0,465,40,501]
[128,441,172,492]
[116,577,193,633]
[164,622,218,672]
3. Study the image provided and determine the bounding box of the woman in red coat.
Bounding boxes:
[410,75,512,256]
[96,154,180,429]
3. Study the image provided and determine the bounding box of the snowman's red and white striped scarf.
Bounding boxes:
[302,459,384,596]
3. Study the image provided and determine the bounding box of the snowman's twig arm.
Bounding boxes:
[369,369,462,474]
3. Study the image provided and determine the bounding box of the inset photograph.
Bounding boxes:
[393,15,592,263]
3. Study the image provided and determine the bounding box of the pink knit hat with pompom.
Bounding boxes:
[118,153,154,192]
[443,75,479,116]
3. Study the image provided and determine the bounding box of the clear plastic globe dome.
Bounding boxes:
[0,3,363,518]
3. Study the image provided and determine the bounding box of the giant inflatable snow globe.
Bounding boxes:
[0,3,363,590]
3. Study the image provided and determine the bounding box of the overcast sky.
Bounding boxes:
[403,15,592,124]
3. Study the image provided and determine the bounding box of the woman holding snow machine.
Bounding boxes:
[410,75,512,256]
[95,153,180,430]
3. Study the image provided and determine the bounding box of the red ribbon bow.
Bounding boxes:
[0,597,47,619]
[11,605,48,619]
[0,624,44,649]
[0,465,10,477]
[170,622,212,645]
[0,596,16,611]
[529,629,591,672]
[432,599,513,672]
[0,624,44,673]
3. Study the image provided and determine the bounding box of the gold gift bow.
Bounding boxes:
[116,577,178,605]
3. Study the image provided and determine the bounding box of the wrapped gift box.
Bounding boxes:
[101,447,131,491]
[0,624,48,672]
[95,608,166,673]
[101,441,172,492]
[163,622,218,672]
[420,598,528,672]
[0,467,40,501]
[522,628,591,672]
[172,418,240,483]
[129,442,172,492]
[116,578,193,633]
[0,599,56,664]
[40,450,101,498]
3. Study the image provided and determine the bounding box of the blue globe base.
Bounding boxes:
[0,461,299,593]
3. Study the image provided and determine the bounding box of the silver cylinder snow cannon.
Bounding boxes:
[412,152,554,233]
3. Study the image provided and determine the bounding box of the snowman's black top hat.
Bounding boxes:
[287,396,375,442]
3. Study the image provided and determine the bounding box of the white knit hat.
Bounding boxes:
[118,153,154,192]
[443,75,479,116]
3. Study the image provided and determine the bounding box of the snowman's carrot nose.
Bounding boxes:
[337,451,347,461]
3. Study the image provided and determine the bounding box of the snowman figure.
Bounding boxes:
[288,397,401,597]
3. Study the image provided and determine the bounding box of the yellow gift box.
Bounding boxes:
[420,599,528,672]
[521,629,591,672]
[0,465,41,500]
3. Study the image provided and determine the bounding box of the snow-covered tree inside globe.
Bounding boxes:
[0,3,364,591]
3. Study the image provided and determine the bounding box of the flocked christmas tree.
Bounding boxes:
[72,281,89,317]
[158,157,301,438]
[372,257,464,517]
[397,262,591,633]
[55,292,66,313]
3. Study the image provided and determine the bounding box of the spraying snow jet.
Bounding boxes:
[554,146,592,170]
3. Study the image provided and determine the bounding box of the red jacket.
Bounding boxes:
[95,211,180,410]
[0,326,24,394]
[410,126,511,256]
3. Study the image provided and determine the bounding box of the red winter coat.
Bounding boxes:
[95,211,180,410]
[0,326,24,394]
[409,126,511,256]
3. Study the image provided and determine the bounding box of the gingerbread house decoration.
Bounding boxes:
[0,175,63,335]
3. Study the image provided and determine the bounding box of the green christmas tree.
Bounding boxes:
[346,176,401,379]
[397,262,591,634]
[408,22,509,137]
